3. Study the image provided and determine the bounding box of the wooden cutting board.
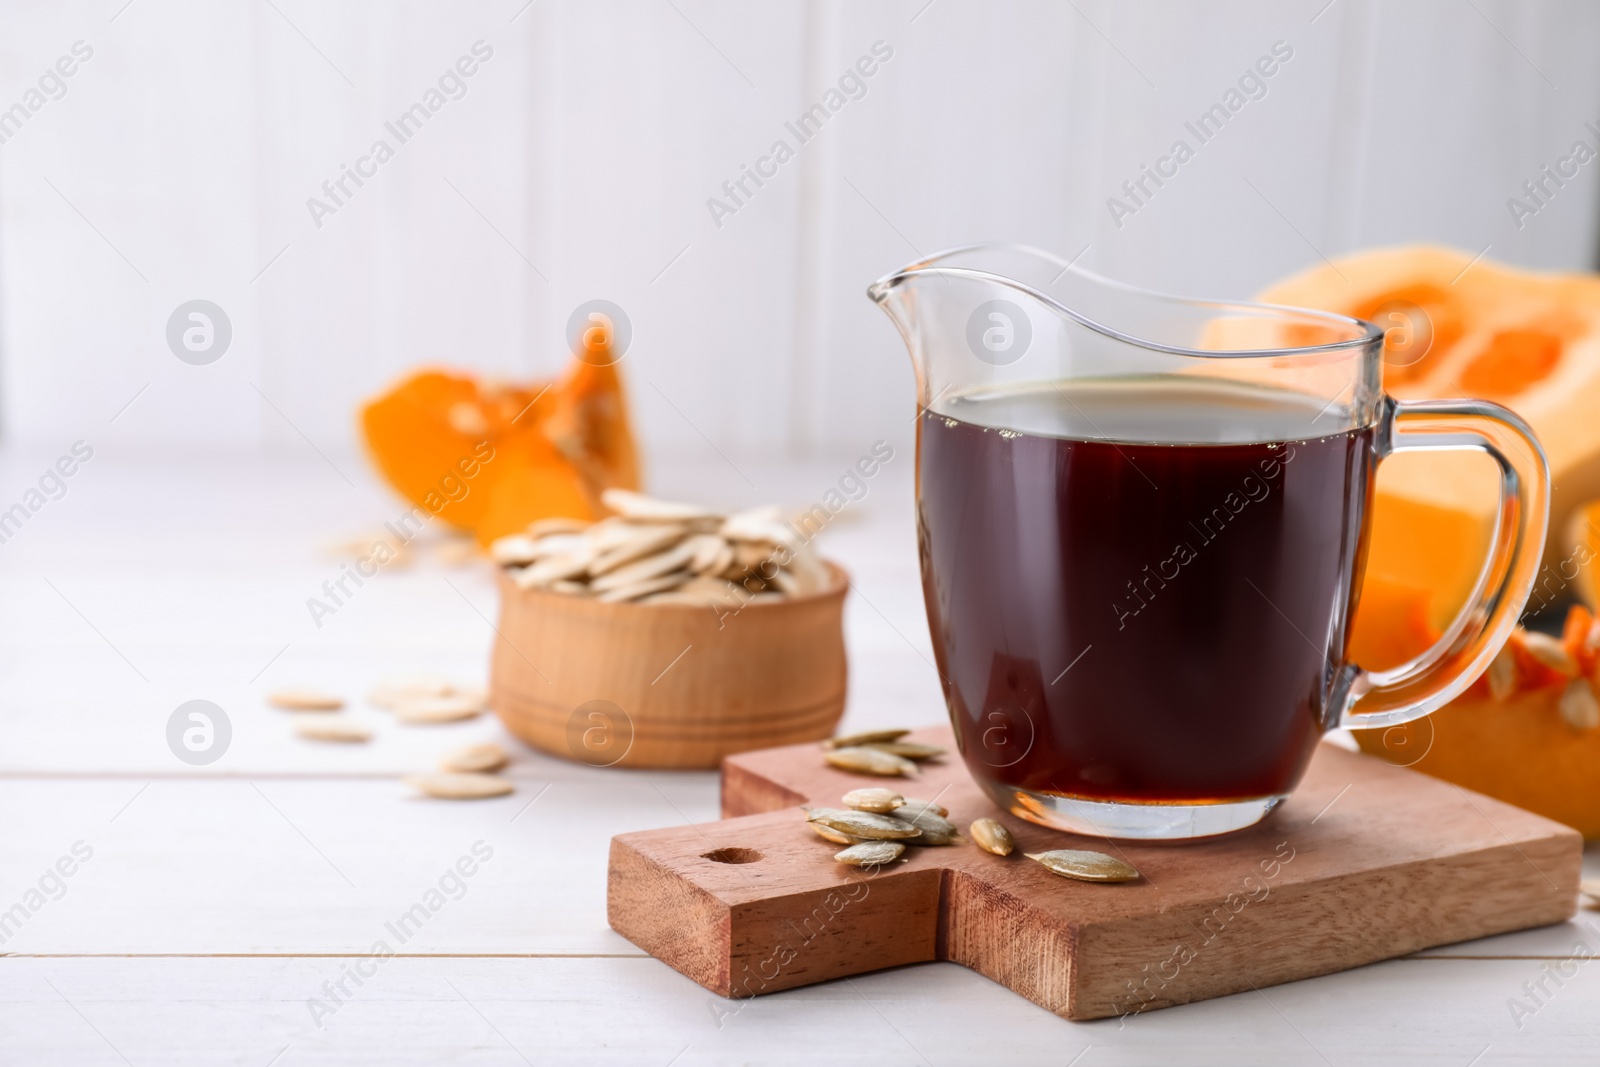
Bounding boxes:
[607,727,1582,1020]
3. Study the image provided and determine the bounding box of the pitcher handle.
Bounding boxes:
[1339,397,1550,728]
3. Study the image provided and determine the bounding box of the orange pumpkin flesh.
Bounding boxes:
[1349,282,1464,386]
[1352,602,1600,838]
[1259,245,1600,601]
[1345,574,1438,673]
[1260,247,1600,837]
[359,336,640,545]
[1567,499,1600,609]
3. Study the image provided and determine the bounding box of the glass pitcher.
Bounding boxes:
[868,244,1549,839]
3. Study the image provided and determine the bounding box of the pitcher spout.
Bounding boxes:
[866,243,1383,419]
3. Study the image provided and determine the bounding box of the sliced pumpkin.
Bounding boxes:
[1566,498,1600,609]
[1345,574,1438,673]
[1259,246,1600,651]
[360,335,641,545]
[1352,602,1600,838]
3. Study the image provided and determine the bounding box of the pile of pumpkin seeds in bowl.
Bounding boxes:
[812,728,1141,883]
[489,489,833,604]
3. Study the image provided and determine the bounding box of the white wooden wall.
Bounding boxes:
[1,0,1597,461]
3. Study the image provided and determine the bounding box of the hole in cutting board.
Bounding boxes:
[702,847,763,864]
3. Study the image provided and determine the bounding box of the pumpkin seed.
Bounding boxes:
[587,526,691,578]
[842,787,905,813]
[268,688,344,712]
[768,567,801,596]
[601,488,722,523]
[690,539,736,576]
[898,797,948,817]
[683,533,729,571]
[679,575,741,601]
[511,553,590,589]
[1026,850,1140,883]
[587,516,647,553]
[455,685,489,707]
[527,516,590,538]
[368,674,454,708]
[595,571,693,603]
[804,806,921,841]
[404,773,513,799]
[526,533,588,560]
[1559,677,1600,731]
[1486,646,1518,702]
[393,694,485,724]
[440,742,509,773]
[783,545,832,595]
[590,541,699,592]
[835,841,905,866]
[1580,878,1600,901]
[969,818,1015,856]
[489,534,540,566]
[824,746,917,777]
[636,590,706,605]
[295,717,371,743]
[733,541,775,570]
[865,740,947,761]
[718,505,788,543]
[824,729,911,750]
[890,805,958,845]
[810,822,865,846]
[1522,632,1578,677]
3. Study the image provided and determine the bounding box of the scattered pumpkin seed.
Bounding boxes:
[810,822,865,846]
[804,806,922,841]
[294,717,371,743]
[842,787,905,813]
[404,773,514,799]
[393,694,486,724]
[368,674,455,709]
[824,728,910,750]
[268,688,344,712]
[1559,678,1600,731]
[824,746,917,777]
[890,805,958,845]
[1026,849,1140,883]
[440,742,509,773]
[864,740,946,761]
[899,797,948,817]
[835,841,905,866]
[969,817,1015,856]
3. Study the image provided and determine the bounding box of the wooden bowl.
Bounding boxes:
[489,563,849,769]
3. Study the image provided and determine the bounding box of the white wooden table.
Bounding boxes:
[1,447,1596,1065]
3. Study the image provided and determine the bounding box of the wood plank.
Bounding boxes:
[3,955,1599,1066]
[0,775,713,956]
